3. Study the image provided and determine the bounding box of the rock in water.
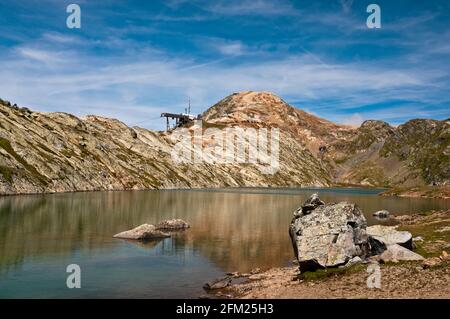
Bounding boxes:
[289,194,369,272]
[366,225,413,250]
[113,224,170,240]
[294,193,325,217]
[380,244,424,263]
[156,219,190,230]
[373,210,390,218]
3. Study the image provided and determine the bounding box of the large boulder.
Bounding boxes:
[289,194,370,272]
[366,225,413,250]
[113,224,170,240]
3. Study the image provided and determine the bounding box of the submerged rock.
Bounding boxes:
[113,224,170,240]
[367,225,413,250]
[380,244,424,263]
[289,194,369,272]
[155,219,190,230]
[373,210,390,218]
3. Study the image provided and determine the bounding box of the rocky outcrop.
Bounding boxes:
[113,224,170,240]
[289,194,369,271]
[367,225,413,250]
[1,92,448,195]
[0,97,330,195]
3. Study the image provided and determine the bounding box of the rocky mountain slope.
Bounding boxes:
[204,91,449,187]
[0,92,448,195]
[0,95,329,195]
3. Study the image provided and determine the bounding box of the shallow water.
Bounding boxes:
[0,187,448,298]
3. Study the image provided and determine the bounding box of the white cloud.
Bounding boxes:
[17,47,63,63]
[1,30,449,130]
[166,0,299,16]
[341,113,364,127]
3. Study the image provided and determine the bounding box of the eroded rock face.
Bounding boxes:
[289,194,369,272]
[113,224,170,240]
[367,225,413,250]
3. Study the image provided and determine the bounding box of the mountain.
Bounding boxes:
[204,91,449,187]
[0,93,448,195]
[0,95,329,195]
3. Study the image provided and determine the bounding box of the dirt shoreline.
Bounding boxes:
[219,210,450,299]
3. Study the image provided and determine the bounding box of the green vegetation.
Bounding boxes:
[297,263,366,281]
[0,137,48,186]
[202,120,228,130]
[380,185,450,199]
[380,120,450,185]
[0,165,13,183]
[398,216,450,258]
[347,161,389,187]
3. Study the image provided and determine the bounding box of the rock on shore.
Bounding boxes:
[289,194,369,271]
[367,225,413,250]
[289,194,422,272]
[380,244,424,263]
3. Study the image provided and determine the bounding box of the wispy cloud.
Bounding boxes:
[0,0,449,130]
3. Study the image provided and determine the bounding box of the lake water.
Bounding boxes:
[0,187,448,298]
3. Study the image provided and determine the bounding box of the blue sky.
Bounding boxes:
[0,0,449,129]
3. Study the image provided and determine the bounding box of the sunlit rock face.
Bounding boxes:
[0,96,330,195]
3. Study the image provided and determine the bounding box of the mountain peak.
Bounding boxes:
[202,91,288,123]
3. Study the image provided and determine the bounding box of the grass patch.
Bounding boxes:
[398,216,450,258]
[297,263,366,281]
[0,165,13,183]
[0,137,48,186]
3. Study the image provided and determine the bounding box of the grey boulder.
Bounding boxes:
[289,194,369,272]
[367,225,413,250]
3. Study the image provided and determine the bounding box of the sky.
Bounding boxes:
[0,0,449,130]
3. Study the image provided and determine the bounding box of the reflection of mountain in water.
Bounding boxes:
[0,189,448,274]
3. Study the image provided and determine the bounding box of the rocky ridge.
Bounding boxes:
[0,91,449,195]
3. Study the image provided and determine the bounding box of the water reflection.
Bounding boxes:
[0,188,448,297]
